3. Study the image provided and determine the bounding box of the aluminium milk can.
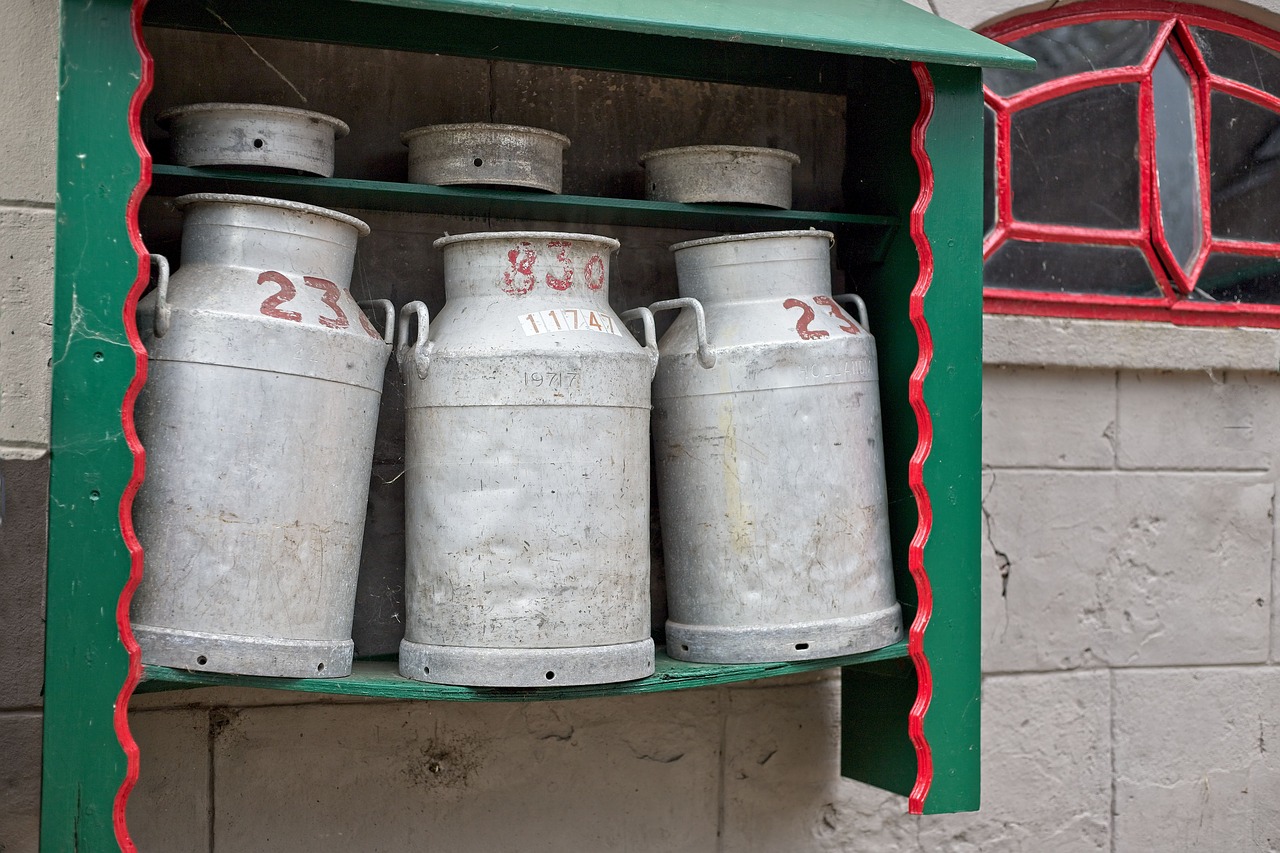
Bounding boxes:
[650,230,902,663]
[132,193,393,678]
[398,231,656,687]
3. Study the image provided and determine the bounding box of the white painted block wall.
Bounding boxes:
[0,0,58,850]
[0,0,56,460]
[7,1,1280,851]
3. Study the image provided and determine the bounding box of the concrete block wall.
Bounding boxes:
[835,318,1280,852]
[0,0,58,850]
[126,673,859,853]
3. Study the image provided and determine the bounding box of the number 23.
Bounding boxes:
[257,270,351,330]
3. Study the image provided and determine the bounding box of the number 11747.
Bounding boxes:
[520,308,622,337]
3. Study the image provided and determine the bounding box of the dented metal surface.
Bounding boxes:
[641,145,801,209]
[131,193,391,678]
[157,103,350,177]
[401,123,571,192]
[651,230,902,663]
[398,231,656,686]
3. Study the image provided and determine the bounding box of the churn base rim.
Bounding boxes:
[398,637,655,687]
[664,603,904,664]
[133,623,354,678]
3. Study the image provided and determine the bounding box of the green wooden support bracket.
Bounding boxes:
[43,0,148,849]
[840,61,984,814]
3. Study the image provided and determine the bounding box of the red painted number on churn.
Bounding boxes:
[501,241,607,294]
[545,241,574,291]
[303,276,350,330]
[584,254,605,290]
[504,241,539,295]
[258,270,302,322]
[813,295,860,335]
[784,297,830,340]
[355,309,382,340]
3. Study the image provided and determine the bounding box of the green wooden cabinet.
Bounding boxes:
[44,1,1029,848]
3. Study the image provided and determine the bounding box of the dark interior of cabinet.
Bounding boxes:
[137,24,900,660]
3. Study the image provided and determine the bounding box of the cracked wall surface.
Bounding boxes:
[836,363,1280,852]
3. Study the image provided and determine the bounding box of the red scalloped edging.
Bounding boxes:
[113,0,153,848]
[906,61,936,817]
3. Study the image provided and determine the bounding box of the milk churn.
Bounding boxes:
[647,230,902,664]
[132,193,393,678]
[398,231,656,686]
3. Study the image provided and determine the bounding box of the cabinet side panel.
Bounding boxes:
[839,59,923,801]
[43,1,150,850]
[917,62,984,815]
[839,61,983,816]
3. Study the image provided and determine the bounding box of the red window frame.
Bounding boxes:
[981,0,1280,328]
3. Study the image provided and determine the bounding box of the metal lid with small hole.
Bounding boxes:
[157,103,350,177]
[640,145,801,209]
[401,123,571,193]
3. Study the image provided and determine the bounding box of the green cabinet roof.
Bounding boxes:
[353,0,1035,69]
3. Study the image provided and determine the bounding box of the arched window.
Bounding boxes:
[981,2,1280,327]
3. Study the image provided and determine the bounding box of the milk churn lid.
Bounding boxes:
[156,102,351,139]
[669,229,835,253]
[433,230,620,251]
[174,193,371,237]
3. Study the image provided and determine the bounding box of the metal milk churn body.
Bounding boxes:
[652,230,903,663]
[132,193,393,678]
[398,231,656,687]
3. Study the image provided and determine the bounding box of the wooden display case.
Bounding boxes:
[42,1,1030,848]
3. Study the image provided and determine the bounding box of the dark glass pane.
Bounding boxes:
[984,105,997,236]
[984,240,1163,296]
[1193,252,1280,304]
[986,20,1161,96]
[1009,84,1140,228]
[1152,49,1203,272]
[1209,92,1280,241]
[1193,27,1280,94]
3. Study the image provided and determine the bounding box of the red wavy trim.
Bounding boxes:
[113,0,153,848]
[906,61,936,817]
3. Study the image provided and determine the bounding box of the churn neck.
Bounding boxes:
[670,230,836,304]
[175,194,367,285]
[434,231,620,302]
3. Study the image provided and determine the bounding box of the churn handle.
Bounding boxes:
[358,299,396,345]
[396,301,431,380]
[150,254,172,338]
[648,297,716,369]
[619,307,659,369]
[834,293,869,332]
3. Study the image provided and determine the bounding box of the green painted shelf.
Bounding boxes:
[149,164,898,263]
[138,641,910,701]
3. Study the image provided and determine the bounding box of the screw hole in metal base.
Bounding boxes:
[196,655,208,665]
[253,138,265,149]
[473,157,483,167]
